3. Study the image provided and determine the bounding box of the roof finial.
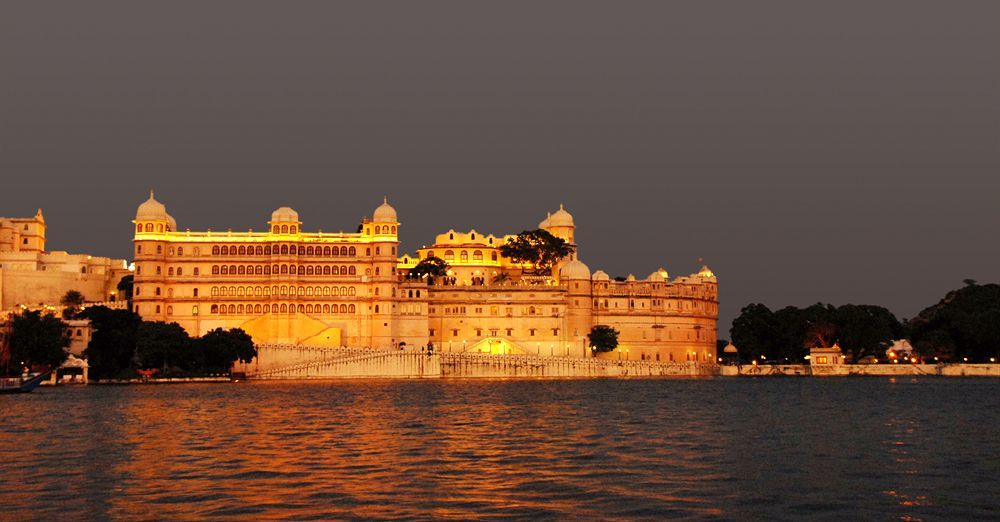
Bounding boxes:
[149,189,155,199]
[560,203,564,210]
[383,195,388,204]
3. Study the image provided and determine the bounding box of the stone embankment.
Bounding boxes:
[241,344,716,380]
[720,363,1000,377]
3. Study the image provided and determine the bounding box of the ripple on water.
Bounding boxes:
[1,378,998,519]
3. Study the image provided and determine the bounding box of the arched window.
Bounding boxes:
[297,286,304,295]
[177,267,184,276]
[255,265,263,275]
[237,304,244,314]
[211,304,219,314]
[297,266,305,275]
[220,286,228,296]
[323,266,331,275]
[264,246,271,255]
[253,304,261,314]
[212,246,220,255]
[264,265,271,275]
[281,245,288,255]
[136,224,142,233]
[281,225,288,234]
[323,304,330,313]
[237,287,245,296]
[392,226,396,234]
[473,250,483,261]
[219,265,228,275]
[211,286,219,296]
[491,252,498,261]
[323,287,331,296]
[349,304,356,313]
[340,304,348,313]
[375,305,379,313]
[444,250,455,261]
[349,246,356,256]
[280,285,288,295]
[145,223,153,232]
[228,305,236,314]
[306,266,314,275]
[263,304,270,313]
[168,267,174,276]
[461,251,469,262]
[427,251,435,258]
[336,246,344,256]
[177,247,183,256]
[272,264,278,273]
[323,246,331,256]
[221,246,229,255]
[375,247,381,255]
[416,290,421,298]
[294,246,302,255]
[237,266,246,275]
[305,246,313,256]
[349,286,356,296]
[332,266,340,275]
[375,267,380,275]
[272,225,279,234]
[290,225,297,234]
[306,304,313,313]
[280,304,287,313]
[238,246,246,255]
[339,265,348,275]
[366,248,371,256]
[331,287,339,296]
[280,265,288,274]
[297,304,304,313]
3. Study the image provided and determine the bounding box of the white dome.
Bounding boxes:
[373,197,397,222]
[647,268,669,282]
[547,204,574,227]
[135,191,168,221]
[559,259,591,280]
[592,270,610,281]
[270,207,299,223]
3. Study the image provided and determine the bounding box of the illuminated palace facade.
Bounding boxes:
[133,194,719,362]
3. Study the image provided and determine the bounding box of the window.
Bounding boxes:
[193,288,199,297]
[461,251,469,262]
[473,250,483,261]
[529,329,536,336]
[491,252,498,261]
[444,250,455,261]
[290,225,297,234]
[281,225,288,234]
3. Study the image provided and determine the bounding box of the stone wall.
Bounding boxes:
[721,363,1000,377]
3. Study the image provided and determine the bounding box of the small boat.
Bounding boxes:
[0,370,52,394]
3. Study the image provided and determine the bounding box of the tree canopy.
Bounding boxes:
[499,229,573,275]
[197,328,257,372]
[61,290,85,319]
[408,256,449,280]
[116,275,134,304]
[80,306,141,379]
[908,281,1000,362]
[588,325,620,354]
[5,309,70,374]
[730,302,902,363]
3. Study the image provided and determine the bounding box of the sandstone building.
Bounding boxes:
[1,210,130,310]
[132,193,718,362]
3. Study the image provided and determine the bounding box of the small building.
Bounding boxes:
[809,343,846,365]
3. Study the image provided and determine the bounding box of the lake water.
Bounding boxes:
[2,378,998,520]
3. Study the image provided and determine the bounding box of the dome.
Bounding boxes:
[697,265,715,279]
[547,204,574,227]
[647,268,669,282]
[592,270,610,281]
[559,259,591,280]
[723,343,738,354]
[626,274,636,282]
[373,197,397,222]
[166,213,177,231]
[270,207,299,223]
[135,191,168,221]
[538,212,551,229]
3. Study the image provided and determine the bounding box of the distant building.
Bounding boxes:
[1,210,131,310]
[132,193,719,361]
[809,343,845,365]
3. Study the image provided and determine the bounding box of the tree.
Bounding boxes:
[6,309,70,374]
[499,229,573,275]
[409,256,449,280]
[116,275,134,305]
[61,289,86,319]
[833,304,903,362]
[588,325,620,354]
[136,321,193,373]
[196,328,257,373]
[730,303,777,362]
[908,282,1000,362]
[80,306,141,379]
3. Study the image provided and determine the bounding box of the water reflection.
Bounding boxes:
[1,378,998,519]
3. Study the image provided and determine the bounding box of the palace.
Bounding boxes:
[132,193,718,362]
[1,210,130,310]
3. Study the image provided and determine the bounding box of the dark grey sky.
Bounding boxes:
[2,1,998,334]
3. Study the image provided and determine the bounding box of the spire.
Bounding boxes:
[35,208,44,221]
[383,195,388,204]
[559,203,564,210]
[150,190,155,199]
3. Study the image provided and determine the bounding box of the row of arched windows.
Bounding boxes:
[137,223,172,233]
[166,267,199,276]
[211,244,359,257]
[210,265,358,276]
[271,225,299,234]
[428,250,496,262]
[210,285,357,297]
[373,225,397,234]
[210,303,357,315]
